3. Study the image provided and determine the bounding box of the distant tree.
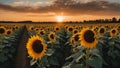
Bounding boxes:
[112,17,117,23]
[83,20,87,23]
[118,18,120,22]
[105,19,109,23]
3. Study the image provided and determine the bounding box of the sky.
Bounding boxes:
[0,0,120,22]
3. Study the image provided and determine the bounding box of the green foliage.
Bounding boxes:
[0,25,26,68]
[26,24,120,68]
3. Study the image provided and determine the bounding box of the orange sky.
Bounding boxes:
[0,10,120,22]
[0,0,120,22]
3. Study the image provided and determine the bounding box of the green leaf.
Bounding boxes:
[0,53,7,63]
[99,40,104,44]
[62,65,71,68]
[46,49,55,56]
[88,55,102,68]
[30,59,37,66]
[42,55,50,67]
[90,48,100,56]
[8,54,13,58]
[48,56,59,66]
[2,40,9,44]
[75,53,85,63]
[115,43,120,50]
[71,64,83,68]
[108,41,115,45]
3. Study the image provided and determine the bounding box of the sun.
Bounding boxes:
[57,16,64,22]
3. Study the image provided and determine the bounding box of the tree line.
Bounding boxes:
[0,17,120,24]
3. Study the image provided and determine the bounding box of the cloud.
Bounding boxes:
[0,0,120,16]
[78,0,108,3]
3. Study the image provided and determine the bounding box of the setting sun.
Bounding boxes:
[56,16,64,22]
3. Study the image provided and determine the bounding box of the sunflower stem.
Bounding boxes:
[85,49,90,68]
[37,59,43,68]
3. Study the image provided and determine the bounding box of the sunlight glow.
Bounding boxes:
[57,16,64,22]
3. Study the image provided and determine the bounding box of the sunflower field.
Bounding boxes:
[0,23,120,68]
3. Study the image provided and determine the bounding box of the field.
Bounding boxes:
[0,23,120,68]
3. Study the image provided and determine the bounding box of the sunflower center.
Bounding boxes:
[74,35,79,41]
[36,29,39,31]
[84,30,95,43]
[32,40,43,53]
[0,28,5,34]
[100,28,105,33]
[16,27,18,29]
[7,31,11,34]
[13,27,15,31]
[40,31,44,35]
[56,28,59,31]
[74,30,78,34]
[50,34,54,39]
[112,30,116,34]
[66,26,68,29]
[69,28,73,32]
[31,27,34,30]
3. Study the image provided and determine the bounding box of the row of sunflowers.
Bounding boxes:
[26,23,120,68]
[0,24,26,68]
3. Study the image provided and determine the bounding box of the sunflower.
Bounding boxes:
[110,28,118,37]
[65,25,68,29]
[6,29,12,35]
[35,28,39,31]
[29,26,34,30]
[48,32,56,43]
[15,26,19,29]
[73,29,78,34]
[0,26,6,34]
[71,33,80,44]
[54,27,60,32]
[12,27,16,31]
[72,48,79,53]
[117,26,120,30]
[39,30,46,36]
[26,35,47,59]
[80,28,98,49]
[67,26,73,32]
[98,27,106,35]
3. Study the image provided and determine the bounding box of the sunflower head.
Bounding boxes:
[65,26,68,29]
[55,27,59,31]
[6,29,12,35]
[98,27,106,35]
[71,33,80,44]
[73,48,79,53]
[80,28,98,49]
[0,26,6,34]
[29,26,34,30]
[73,29,78,34]
[39,30,46,36]
[110,28,118,37]
[15,26,19,29]
[12,27,16,31]
[117,26,120,30]
[26,35,47,59]
[48,32,56,43]
[54,27,61,32]
[35,28,39,31]
[67,26,73,32]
